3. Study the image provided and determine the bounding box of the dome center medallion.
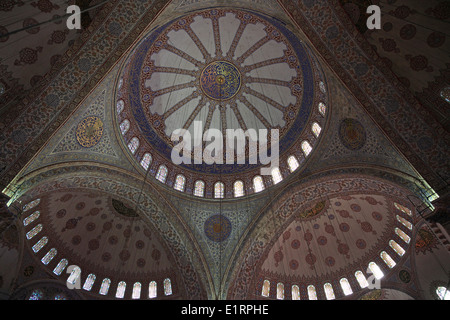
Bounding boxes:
[200,61,241,101]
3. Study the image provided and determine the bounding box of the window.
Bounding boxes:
[194,180,205,197]
[368,262,384,280]
[174,174,186,192]
[116,281,126,299]
[26,224,43,240]
[22,198,40,212]
[164,278,173,296]
[132,282,142,299]
[291,285,300,300]
[355,270,369,288]
[128,137,139,154]
[277,283,284,300]
[287,155,299,172]
[271,167,283,184]
[32,236,48,253]
[307,285,317,300]
[53,259,68,276]
[116,99,124,113]
[149,281,157,299]
[319,81,326,93]
[234,180,244,198]
[440,87,450,104]
[312,122,321,137]
[324,283,335,300]
[99,278,111,295]
[395,227,410,244]
[120,119,130,135]
[140,153,152,170]
[301,140,312,157]
[318,102,327,116]
[23,211,40,226]
[83,274,96,291]
[389,240,405,256]
[67,266,81,286]
[28,289,44,300]
[253,176,265,193]
[394,202,412,216]
[261,280,270,297]
[437,286,450,300]
[156,165,168,183]
[41,248,57,265]
[214,182,224,199]
[380,251,396,269]
[340,278,353,296]
[396,215,413,230]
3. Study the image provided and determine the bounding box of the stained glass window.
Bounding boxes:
[214,182,224,199]
[355,270,369,288]
[116,99,124,114]
[83,274,96,291]
[440,87,450,104]
[437,286,450,300]
[120,119,130,135]
[291,285,300,300]
[116,281,126,298]
[53,294,67,300]
[149,281,157,299]
[67,266,81,286]
[276,283,284,300]
[26,224,43,240]
[156,165,168,183]
[389,240,405,256]
[271,167,283,184]
[395,227,410,243]
[287,155,299,172]
[174,174,186,192]
[128,137,139,155]
[28,289,44,300]
[140,153,152,170]
[312,122,322,138]
[32,236,48,253]
[380,251,396,269]
[318,102,327,116]
[132,282,142,299]
[301,141,312,157]
[394,202,412,216]
[253,176,265,193]
[41,248,57,265]
[340,278,353,296]
[307,285,317,300]
[368,262,384,280]
[262,280,270,297]
[234,180,244,198]
[324,283,335,300]
[194,180,205,197]
[23,211,40,226]
[164,278,172,296]
[53,259,68,276]
[99,278,111,295]
[23,198,40,212]
[396,215,413,230]
[319,81,326,93]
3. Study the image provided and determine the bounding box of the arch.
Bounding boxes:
[83,274,96,291]
[128,137,140,154]
[140,153,152,170]
[194,180,205,197]
[301,140,312,156]
[174,174,186,192]
[287,155,299,172]
[253,176,265,193]
[214,182,224,199]
[99,278,111,296]
[271,167,283,184]
[234,180,244,198]
[149,281,157,299]
[120,119,130,135]
[156,165,168,183]
[115,281,126,299]
[312,122,321,137]
[164,278,173,296]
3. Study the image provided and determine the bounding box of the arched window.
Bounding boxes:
[22,198,40,212]
[394,202,412,216]
[32,236,48,253]
[67,266,81,286]
[340,278,353,296]
[28,289,44,300]
[120,119,130,135]
[26,224,42,240]
[396,215,413,230]
[301,140,312,157]
[174,174,186,192]
[53,294,67,300]
[395,227,410,244]
[437,286,450,300]
[324,283,335,300]
[318,102,327,116]
[83,274,96,291]
[307,285,317,300]
[312,122,321,137]
[261,280,270,297]
[355,270,369,288]
[23,211,40,226]
[389,240,405,256]
[140,153,152,170]
[440,87,450,104]
[164,278,173,296]
[41,248,57,265]
[156,165,168,183]
[53,259,68,276]
[132,282,142,299]
[99,278,111,295]
[116,99,124,114]
[214,182,224,199]
[287,155,299,172]
[319,81,326,93]
[271,167,283,184]
[380,251,396,268]
[234,180,244,198]
[368,262,384,280]
[253,176,265,193]
[115,281,126,299]
[194,180,205,197]
[128,137,139,154]
[277,283,284,300]
[291,285,300,300]
[149,281,157,299]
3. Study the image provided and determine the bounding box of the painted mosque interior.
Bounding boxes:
[0,0,449,301]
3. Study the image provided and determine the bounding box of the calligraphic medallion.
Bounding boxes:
[200,61,241,101]
[76,116,104,148]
